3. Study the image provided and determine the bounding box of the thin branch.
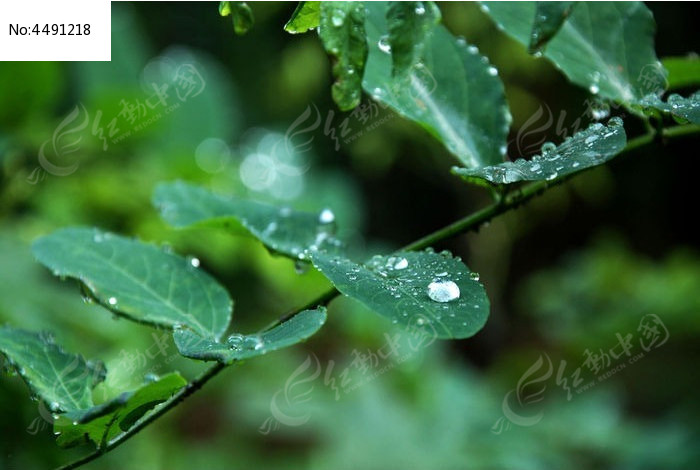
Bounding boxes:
[55,363,226,470]
[55,123,699,470]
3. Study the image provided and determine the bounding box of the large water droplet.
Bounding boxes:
[227,334,244,351]
[487,66,498,76]
[378,35,391,54]
[427,280,460,303]
[394,257,408,270]
[319,208,335,224]
[331,11,346,27]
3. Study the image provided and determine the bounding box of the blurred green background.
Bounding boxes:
[1,2,699,469]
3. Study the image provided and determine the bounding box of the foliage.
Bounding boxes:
[0,2,698,470]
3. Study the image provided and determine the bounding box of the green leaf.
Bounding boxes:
[220,2,254,35]
[284,1,321,34]
[0,326,104,413]
[386,1,441,76]
[528,2,576,53]
[55,373,187,448]
[32,227,232,340]
[453,118,627,186]
[319,1,368,110]
[153,181,342,260]
[219,1,231,16]
[310,250,489,339]
[482,2,665,102]
[363,2,511,168]
[662,56,700,90]
[638,92,700,124]
[173,308,327,363]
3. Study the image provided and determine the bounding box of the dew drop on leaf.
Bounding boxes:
[378,35,391,54]
[227,334,244,351]
[394,258,408,270]
[108,297,118,306]
[427,280,460,303]
[319,208,335,224]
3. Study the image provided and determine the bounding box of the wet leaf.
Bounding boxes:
[482,2,665,102]
[453,118,627,185]
[528,2,576,53]
[319,1,368,110]
[32,227,232,340]
[0,326,104,413]
[55,373,186,448]
[638,92,700,124]
[386,1,441,76]
[174,308,327,363]
[284,1,321,34]
[153,181,342,260]
[311,250,489,339]
[363,2,510,168]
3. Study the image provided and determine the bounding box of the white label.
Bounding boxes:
[0,0,110,61]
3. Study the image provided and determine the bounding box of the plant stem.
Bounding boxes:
[55,363,226,470]
[55,123,699,470]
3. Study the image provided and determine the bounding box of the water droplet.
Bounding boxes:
[108,297,117,306]
[530,163,541,172]
[542,142,556,154]
[93,232,104,243]
[415,4,426,15]
[584,135,599,145]
[319,208,335,224]
[608,116,623,127]
[294,260,310,275]
[467,45,478,54]
[572,162,580,168]
[469,272,480,281]
[331,11,346,27]
[546,172,558,181]
[49,401,61,412]
[487,66,498,76]
[589,84,600,95]
[427,280,460,303]
[394,257,408,270]
[189,257,200,268]
[590,102,610,120]
[227,334,245,351]
[378,35,391,53]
